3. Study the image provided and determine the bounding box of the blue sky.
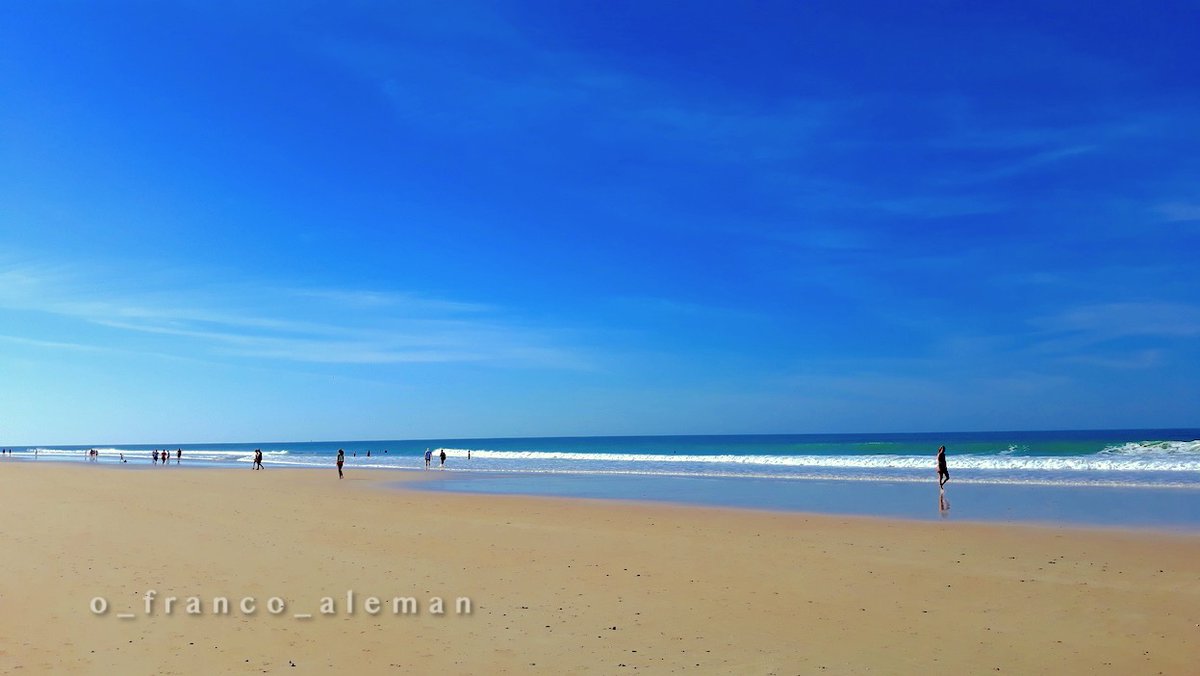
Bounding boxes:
[1,1,1197,444]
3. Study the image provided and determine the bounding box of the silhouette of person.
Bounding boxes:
[936,445,949,489]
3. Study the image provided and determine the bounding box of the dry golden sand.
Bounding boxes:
[0,462,1197,674]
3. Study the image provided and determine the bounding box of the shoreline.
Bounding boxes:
[9,456,1200,532]
[403,475,1200,536]
[14,450,1200,489]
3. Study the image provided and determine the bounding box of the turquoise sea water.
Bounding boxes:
[7,430,1200,528]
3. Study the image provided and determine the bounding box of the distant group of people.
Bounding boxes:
[5,443,488,483]
[0,448,38,457]
[327,446,477,479]
[332,447,386,479]
[150,449,182,465]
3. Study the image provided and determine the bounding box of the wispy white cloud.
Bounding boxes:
[289,288,493,313]
[1034,301,1200,340]
[0,334,104,352]
[1156,201,1200,222]
[1013,302,1200,371]
[937,144,1098,186]
[619,99,840,164]
[869,194,1007,218]
[931,116,1157,153]
[316,22,849,171]
[1060,349,1164,370]
[0,264,591,369]
[610,296,763,323]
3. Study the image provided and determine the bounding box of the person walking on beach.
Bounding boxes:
[153,450,159,464]
[336,448,345,479]
[439,449,446,468]
[253,449,264,470]
[936,445,949,489]
[176,449,182,463]
[424,449,431,468]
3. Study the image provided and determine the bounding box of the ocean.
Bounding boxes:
[10,429,1200,487]
[8,429,1200,528]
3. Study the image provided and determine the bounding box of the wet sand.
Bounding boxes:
[0,462,1197,673]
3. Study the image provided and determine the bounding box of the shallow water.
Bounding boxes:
[407,472,1200,532]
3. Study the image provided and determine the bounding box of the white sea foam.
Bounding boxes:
[434,444,1200,473]
[1099,440,1200,455]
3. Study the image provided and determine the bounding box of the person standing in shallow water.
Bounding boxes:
[336,449,344,479]
[936,445,949,489]
[439,449,446,467]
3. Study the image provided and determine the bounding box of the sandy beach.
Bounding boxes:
[0,462,1197,674]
